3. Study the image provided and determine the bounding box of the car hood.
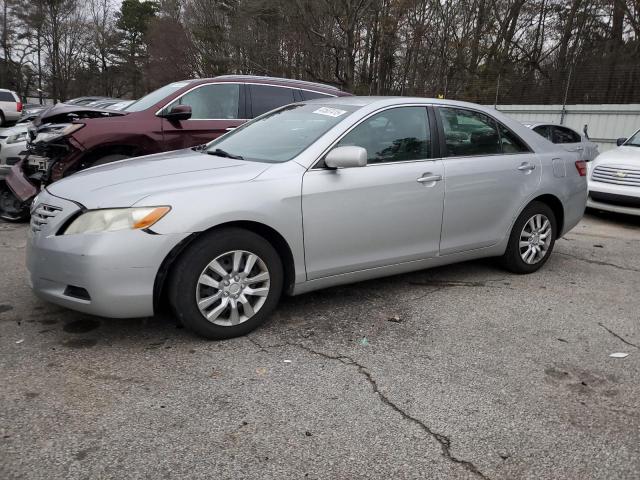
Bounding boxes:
[47,148,271,209]
[34,103,126,126]
[593,146,640,168]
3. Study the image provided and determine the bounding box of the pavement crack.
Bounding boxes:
[598,322,639,349]
[274,340,490,480]
[556,252,640,273]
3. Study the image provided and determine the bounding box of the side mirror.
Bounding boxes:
[161,104,192,121]
[616,137,627,147]
[325,146,367,169]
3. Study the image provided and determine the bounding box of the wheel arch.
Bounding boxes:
[529,193,565,235]
[153,220,297,313]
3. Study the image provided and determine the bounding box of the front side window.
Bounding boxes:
[336,107,431,164]
[625,129,640,147]
[168,83,240,119]
[250,85,296,117]
[553,126,581,144]
[438,107,501,156]
[206,103,358,163]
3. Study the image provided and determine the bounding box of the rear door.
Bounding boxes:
[161,82,246,150]
[436,106,541,254]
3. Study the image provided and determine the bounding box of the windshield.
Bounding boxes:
[205,103,358,163]
[124,81,192,112]
[624,129,640,147]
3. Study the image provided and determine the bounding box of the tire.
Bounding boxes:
[0,182,30,222]
[168,228,284,340]
[499,201,557,274]
[0,111,5,128]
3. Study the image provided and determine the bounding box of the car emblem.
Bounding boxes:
[615,171,626,178]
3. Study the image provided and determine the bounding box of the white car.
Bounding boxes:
[0,122,29,177]
[523,122,599,161]
[587,128,640,216]
[0,89,23,126]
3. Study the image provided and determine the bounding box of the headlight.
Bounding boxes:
[33,123,84,143]
[6,132,27,144]
[63,207,171,235]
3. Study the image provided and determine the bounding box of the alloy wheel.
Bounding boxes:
[519,214,552,265]
[195,250,270,326]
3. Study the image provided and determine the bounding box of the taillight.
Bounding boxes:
[575,160,587,176]
[16,101,22,112]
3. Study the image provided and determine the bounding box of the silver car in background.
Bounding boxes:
[523,121,599,161]
[27,97,587,339]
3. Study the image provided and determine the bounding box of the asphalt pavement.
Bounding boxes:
[1,211,639,479]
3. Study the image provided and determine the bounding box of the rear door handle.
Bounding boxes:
[517,163,536,172]
[417,174,442,184]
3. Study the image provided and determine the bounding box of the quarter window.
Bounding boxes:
[250,85,296,117]
[0,91,15,101]
[336,107,431,164]
[168,83,240,119]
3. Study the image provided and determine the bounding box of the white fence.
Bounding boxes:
[493,104,640,152]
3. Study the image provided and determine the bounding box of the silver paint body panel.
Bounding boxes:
[27,97,586,318]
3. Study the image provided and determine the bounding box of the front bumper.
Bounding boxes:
[587,181,640,216]
[26,191,189,318]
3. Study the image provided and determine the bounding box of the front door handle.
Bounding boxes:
[417,174,442,184]
[517,163,536,172]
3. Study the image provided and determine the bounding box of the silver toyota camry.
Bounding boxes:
[27,97,587,339]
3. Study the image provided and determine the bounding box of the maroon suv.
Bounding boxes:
[0,75,350,220]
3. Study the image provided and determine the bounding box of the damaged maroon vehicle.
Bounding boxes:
[0,75,348,220]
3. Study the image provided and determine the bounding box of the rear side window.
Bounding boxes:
[553,126,581,144]
[438,107,500,157]
[336,106,431,164]
[169,83,240,119]
[533,125,552,141]
[498,124,530,153]
[250,85,296,117]
[0,91,15,102]
[301,90,333,101]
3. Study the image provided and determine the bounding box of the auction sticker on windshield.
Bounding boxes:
[312,107,347,117]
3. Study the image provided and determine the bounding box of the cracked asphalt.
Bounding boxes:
[1,211,639,479]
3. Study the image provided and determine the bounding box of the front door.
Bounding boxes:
[302,106,445,280]
[161,82,246,150]
[435,106,542,254]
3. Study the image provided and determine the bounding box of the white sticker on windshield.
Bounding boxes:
[312,107,347,118]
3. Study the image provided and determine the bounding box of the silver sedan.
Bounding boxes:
[27,97,587,339]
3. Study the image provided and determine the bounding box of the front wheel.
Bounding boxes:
[500,201,557,274]
[0,182,30,222]
[168,228,283,340]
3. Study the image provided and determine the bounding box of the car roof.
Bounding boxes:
[179,75,346,95]
[302,96,510,111]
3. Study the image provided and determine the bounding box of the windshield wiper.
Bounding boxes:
[207,148,244,160]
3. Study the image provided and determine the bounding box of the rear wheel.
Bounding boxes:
[500,201,557,274]
[0,111,5,127]
[168,228,283,339]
